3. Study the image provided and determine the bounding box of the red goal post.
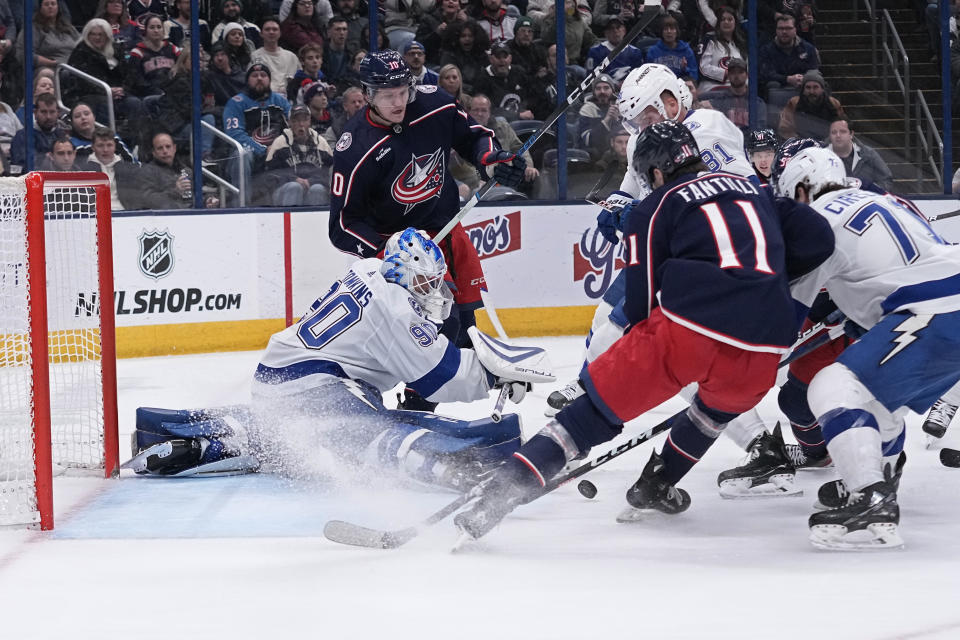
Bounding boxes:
[0,172,118,530]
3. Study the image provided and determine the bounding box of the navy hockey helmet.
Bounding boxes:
[632,120,702,185]
[358,50,416,104]
[771,137,822,194]
[746,128,778,154]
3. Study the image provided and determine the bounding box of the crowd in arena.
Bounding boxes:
[3,0,948,209]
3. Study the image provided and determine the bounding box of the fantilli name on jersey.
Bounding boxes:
[791,188,960,330]
[253,258,491,403]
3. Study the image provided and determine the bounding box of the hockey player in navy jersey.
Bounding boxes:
[454,122,833,540]
[125,228,554,490]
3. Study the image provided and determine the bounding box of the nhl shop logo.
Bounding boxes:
[138,230,174,280]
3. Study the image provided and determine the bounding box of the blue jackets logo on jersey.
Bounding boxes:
[391,149,445,213]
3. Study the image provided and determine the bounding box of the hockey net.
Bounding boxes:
[0,172,118,529]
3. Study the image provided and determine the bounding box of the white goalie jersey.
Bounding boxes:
[791,188,960,330]
[620,108,754,197]
[253,258,492,403]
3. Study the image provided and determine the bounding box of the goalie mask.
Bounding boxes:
[381,227,452,322]
[617,63,684,135]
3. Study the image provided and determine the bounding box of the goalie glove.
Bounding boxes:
[468,326,555,404]
[480,150,527,189]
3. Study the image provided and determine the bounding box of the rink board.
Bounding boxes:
[106,199,960,356]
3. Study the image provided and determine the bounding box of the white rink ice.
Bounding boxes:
[2,336,960,640]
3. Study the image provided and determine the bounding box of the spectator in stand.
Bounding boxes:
[17,0,80,69]
[440,20,490,94]
[0,98,21,161]
[758,12,819,98]
[826,116,893,191]
[360,22,388,51]
[578,73,620,160]
[330,85,365,140]
[704,57,764,130]
[15,69,57,125]
[280,0,325,53]
[473,40,539,122]
[541,0,597,71]
[253,16,301,95]
[64,19,143,134]
[529,0,593,28]
[645,14,698,82]
[41,136,83,172]
[68,102,136,163]
[10,94,69,174]
[595,123,630,186]
[287,42,325,102]
[302,81,334,143]
[263,104,333,206]
[796,1,816,45]
[416,0,468,66]
[224,62,291,200]
[508,16,547,78]
[81,127,137,210]
[155,48,217,160]
[438,64,470,105]
[164,0,211,51]
[379,0,435,52]
[403,41,439,85]
[95,0,139,59]
[132,131,198,209]
[126,0,166,22]
[213,0,263,48]
[336,0,365,52]
[221,21,255,69]
[127,14,181,98]
[697,6,746,92]
[531,43,579,118]
[323,16,353,90]
[339,48,368,89]
[278,0,333,26]
[777,68,844,140]
[586,16,645,84]
[208,41,247,113]
[468,93,538,184]
[593,0,642,31]
[681,75,712,110]
[0,0,15,54]
[475,0,516,43]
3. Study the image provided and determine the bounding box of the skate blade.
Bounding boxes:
[615,506,684,523]
[543,406,560,418]
[718,474,803,499]
[809,523,904,551]
[119,441,173,474]
[450,531,483,554]
[924,433,944,450]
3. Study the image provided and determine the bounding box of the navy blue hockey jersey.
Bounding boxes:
[329,86,499,257]
[621,171,834,352]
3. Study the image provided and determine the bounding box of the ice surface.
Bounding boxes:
[1,337,959,640]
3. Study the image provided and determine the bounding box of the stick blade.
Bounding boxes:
[323,520,418,549]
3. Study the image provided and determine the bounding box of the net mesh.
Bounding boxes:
[0,177,106,526]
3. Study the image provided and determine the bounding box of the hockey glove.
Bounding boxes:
[843,319,868,340]
[596,208,620,244]
[482,150,527,189]
[497,380,533,404]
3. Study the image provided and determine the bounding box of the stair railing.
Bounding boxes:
[914,89,943,189]
[860,0,878,77]
[880,9,910,153]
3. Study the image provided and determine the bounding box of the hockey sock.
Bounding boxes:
[779,376,827,459]
[507,435,568,490]
[659,400,738,486]
[821,408,884,491]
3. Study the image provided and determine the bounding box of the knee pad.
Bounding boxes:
[778,375,815,427]
[807,363,876,421]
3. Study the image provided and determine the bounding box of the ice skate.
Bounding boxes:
[544,379,584,417]
[922,399,957,447]
[617,450,691,522]
[808,479,903,550]
[785,443,832,470]
[815,452,906,510]
[453,480,526,540]
[717,424,801,498]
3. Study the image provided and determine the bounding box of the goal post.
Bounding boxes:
[1,171,119,530]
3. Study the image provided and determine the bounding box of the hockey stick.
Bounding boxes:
[929,208,960,222]
[322,315,842,549]
[432,2,663,244]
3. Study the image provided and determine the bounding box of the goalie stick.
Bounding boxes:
[432,1,663,244]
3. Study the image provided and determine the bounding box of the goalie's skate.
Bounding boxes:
[717,424,802,499]
[544,379,584,417]
[617,450,691,522]
[808,479,903,551]
[922,399,957,448]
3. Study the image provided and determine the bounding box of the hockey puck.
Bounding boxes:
[940,447,960,468]
[577,479,598,499]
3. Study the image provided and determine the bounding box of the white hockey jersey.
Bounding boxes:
[253,258,492,403]
[791,188,960,330]
[620,108,753,197]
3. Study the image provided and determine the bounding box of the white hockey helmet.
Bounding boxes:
[617,63,684,134]
[777,147,847,202]
[380,227,452,321]
[675,77,693,110]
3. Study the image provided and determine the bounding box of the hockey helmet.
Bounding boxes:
[771,137,822,195]
[746,128,778,154]
[380,228,452,321]
[632,120,701,185]
[776,147,847,202]
[358,50,416,104]
[617,64,684,134]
